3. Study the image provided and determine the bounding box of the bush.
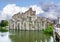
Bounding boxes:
[43,24,53,35]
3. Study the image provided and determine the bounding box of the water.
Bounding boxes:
[0,31,54,42]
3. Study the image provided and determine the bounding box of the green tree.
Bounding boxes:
[0,20,9,27]
[43,23,53,35]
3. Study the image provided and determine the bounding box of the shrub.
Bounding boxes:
[43,23,53,35]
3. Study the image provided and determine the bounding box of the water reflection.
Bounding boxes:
[0,32,11,42]
[0,31,54,42]
[9,31,53,42]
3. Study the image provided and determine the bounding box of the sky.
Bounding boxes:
[0,0,60,20]
[0,0,60,10]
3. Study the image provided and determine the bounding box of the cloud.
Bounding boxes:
[45,12,57,19]
[0,4,44,20]
[38,10,58,19]
[39,3,60,19]
[2,4,21,16]
[1,3,60,20]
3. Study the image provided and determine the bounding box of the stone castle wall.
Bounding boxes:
[9,8,51,30]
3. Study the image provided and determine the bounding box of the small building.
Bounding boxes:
[9,8,51,30]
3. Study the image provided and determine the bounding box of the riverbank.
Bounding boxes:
[0,27,8,32]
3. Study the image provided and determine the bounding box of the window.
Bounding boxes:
[42,21,44,26]
[29,17,31,20]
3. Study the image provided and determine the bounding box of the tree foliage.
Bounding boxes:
[43,23,53,35]
[0,20,9,27]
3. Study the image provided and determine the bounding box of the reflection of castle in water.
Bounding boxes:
[9,8,51,30]
[9,31,52,42]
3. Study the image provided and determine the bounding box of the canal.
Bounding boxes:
[0,31,54,42]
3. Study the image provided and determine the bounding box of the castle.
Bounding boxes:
[9,8,51,30]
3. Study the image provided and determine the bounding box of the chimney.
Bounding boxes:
[29,8,32,11]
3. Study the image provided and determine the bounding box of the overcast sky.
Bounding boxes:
[0,0,60,20]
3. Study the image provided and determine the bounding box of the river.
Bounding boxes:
[0,31,54,42]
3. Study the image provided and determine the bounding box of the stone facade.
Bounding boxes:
[9,8,51,30]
